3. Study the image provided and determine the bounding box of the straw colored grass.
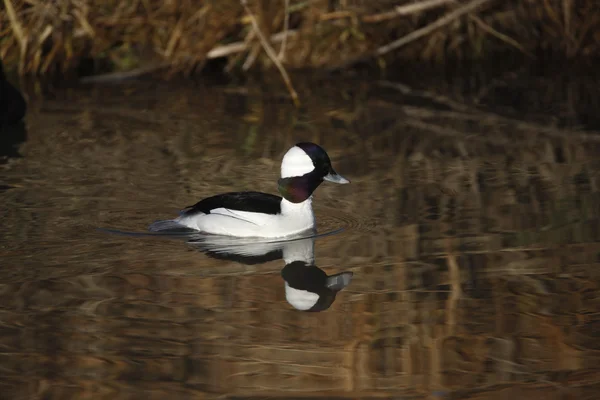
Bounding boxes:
[1,0,599,78]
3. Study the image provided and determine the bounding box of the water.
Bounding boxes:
[2,69,600,399]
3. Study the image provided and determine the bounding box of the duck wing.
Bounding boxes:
[180,191,283,217]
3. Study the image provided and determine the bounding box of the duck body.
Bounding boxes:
[149,142,349,238]
[168,191,315,238]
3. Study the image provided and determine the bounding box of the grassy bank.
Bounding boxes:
[2,0,599,78]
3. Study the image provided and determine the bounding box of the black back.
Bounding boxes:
[181,191,282,217]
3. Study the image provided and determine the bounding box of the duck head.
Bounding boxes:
[278,142,350,203]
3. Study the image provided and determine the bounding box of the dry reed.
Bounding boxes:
[0,0,599,78]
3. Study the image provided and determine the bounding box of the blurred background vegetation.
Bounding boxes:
[1,0,599,79]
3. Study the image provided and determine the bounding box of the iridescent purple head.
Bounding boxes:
[278,142,349,203]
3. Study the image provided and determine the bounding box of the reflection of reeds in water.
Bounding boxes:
[2,76,600,398]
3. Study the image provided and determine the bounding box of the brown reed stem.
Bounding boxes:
[241,0,300,108]
[363,0,455,23]
[3,0,27,74]
[469,14,533,58]
[79,62,171,83]
[328,0,493,71]
[376,0,493,56]
[80,30,299,83]
[278,0,290,60]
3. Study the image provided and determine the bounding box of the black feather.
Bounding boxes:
[180,191,282,217]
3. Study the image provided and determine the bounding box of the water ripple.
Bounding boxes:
[316,206,379,234]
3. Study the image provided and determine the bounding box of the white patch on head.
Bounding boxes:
[285,283,319,311]
[281,146,314,178]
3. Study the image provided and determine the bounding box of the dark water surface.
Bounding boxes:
[2,69,600,399]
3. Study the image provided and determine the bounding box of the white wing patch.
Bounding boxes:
[178,207,277,237]
[209,208,273,225]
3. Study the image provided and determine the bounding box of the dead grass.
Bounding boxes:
[1,0,599,77]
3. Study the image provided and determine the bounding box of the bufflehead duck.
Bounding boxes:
[149,142,350,238]
[188,232,353,312]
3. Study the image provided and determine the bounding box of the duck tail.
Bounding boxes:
[148,219,191,233]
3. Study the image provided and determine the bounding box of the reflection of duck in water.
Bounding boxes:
[188,231,353,312]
